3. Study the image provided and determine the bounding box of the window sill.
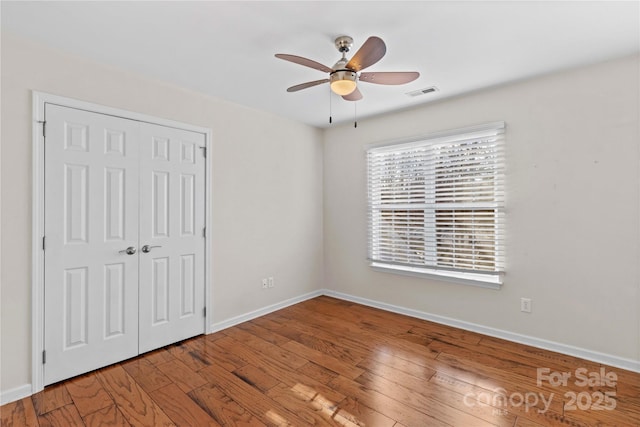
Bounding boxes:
[370,262,503,290]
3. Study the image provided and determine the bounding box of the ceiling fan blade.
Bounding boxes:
[286,79,329,92]
[342,87,363,101]
[359,71,420,85]
[346,36,386,72]
[275,54,333,73]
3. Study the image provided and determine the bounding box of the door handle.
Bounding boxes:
[119,246,137,255]
[141,245,162,253]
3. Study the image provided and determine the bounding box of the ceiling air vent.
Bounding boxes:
[406,86,438,97]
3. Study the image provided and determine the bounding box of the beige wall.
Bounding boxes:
[0,32,324,393]
[2,30,639,398]
[324,54,640,362]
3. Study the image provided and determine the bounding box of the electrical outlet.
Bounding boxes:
[262,278,268,289]
[268,277,274,288]
[520,298,532,313]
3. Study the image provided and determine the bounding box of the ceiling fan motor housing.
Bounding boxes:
[330,69,357,82]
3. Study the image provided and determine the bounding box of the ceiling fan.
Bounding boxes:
[275,35,420,101]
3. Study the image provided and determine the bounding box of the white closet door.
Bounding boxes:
[44,105,140,385]
[138,123,206,353]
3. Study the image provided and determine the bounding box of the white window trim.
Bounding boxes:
[370,262,503,290]
[365,121,506,151]
[366,121,505,289]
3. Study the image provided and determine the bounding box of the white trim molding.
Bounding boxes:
[31,91,213,394]
[323,290,640,374]
[210,290,323,333]
[0,384,33,406]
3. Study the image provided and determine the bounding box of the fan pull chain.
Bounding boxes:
[329,85,333,124]
[354,102,358,128]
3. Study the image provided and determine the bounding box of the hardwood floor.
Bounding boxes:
[2,296,640,426]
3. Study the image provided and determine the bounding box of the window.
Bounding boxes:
[367,122,505,288]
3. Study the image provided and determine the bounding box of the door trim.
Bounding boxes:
[31,91,213,393]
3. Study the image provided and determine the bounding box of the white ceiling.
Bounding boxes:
[3,1,639,128]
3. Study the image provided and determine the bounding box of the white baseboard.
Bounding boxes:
[323,289,640,374]
[1,384,32,405]
[210,289,323,333]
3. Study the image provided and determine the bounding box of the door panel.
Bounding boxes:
[44,105,206,384]
[44,105,140,385]
[138,123,205,353]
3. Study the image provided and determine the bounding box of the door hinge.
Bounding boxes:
[42,236,46,251]
[202,227,206,238]
[200,146,206,158]
[37,120,46,138]
[42,350,46,364]
[203,307,206,317]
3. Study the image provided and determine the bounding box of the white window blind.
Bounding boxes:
[367,122,505,286]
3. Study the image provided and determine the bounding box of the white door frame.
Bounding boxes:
[31,91,213,393]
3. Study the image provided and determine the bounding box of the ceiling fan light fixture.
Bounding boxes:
[330,70,357,96]
[277,35,419,107]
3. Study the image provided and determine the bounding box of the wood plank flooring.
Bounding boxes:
[2,296,640,426]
